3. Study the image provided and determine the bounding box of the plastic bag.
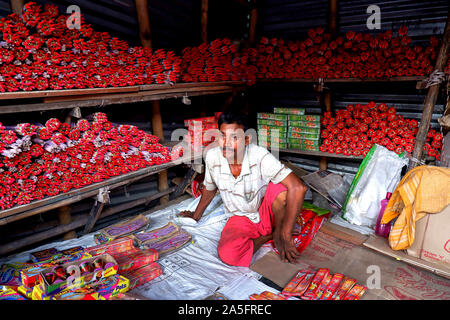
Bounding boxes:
[342,144,409,227]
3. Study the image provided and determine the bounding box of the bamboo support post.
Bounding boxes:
[320,0,338,171]
[201,0,209,43]
[10,0,24,15]
[410,13,450,170]
[135,0,169,204]
[248,0,258,46]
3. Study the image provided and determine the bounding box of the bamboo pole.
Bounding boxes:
[320,0,338,171]
[248,0,258,46]
[10,0,24,15]
[135,0,152,50]
[410,13,450,169]
[201,0,209,43]
[134,0,169,204]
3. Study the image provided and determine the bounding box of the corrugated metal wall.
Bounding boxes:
[0,0,198,51]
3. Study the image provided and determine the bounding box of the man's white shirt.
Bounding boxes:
[203,143,292,224]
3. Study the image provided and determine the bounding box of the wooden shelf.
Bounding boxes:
[0,148,202,227]
[0,81,248,114]
[257,76,426,84]
[276,147,365,160]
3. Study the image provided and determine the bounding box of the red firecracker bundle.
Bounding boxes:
[180,38,258,84]
[319,101,442,160]
[254,27,438,80]
[183,116,218,152]
[0,112,174,210]
[0,2,181,93]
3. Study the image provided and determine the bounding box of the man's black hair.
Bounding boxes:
[218,110,249,131]
[218,97,249,131]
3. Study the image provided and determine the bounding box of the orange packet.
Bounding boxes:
[343,284,367,300]
[291,272,315,296]
[319,273,344,300]
[331,277,357,300]
[249,293,264,300]
[260,291,286,300]
[301,268,330,300]
[314,273,333,300]
[281,269,310,296]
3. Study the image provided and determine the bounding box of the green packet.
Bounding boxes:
[257,113,288,121]
[288,138,320,146]
[258,135,287,143]
[287,132,320,140]
[288,120,321,128]
[259,140,288,149]
[288,114,321,122]
[258,125,288,133]
[257,118,288,126]
[288,127,321,134]
[273,107,305,115]
[288,143,320,151]
[302,201,330,216]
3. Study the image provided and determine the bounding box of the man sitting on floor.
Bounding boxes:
[180,108,307,267]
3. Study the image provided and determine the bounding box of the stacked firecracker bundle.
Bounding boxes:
[319,101,443,160]
[0,2,181,92]
[0,112,173,210]
[180,38,258,84]
[253,27,439,80]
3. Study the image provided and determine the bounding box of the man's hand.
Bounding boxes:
[179,210,199,221]
[273,230,301,264]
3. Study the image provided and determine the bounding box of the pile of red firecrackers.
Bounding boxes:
[253,27,441,80]
[0,112,175,210]
[180,38,258,84]
[319,101,443,160]
[0,2,181,92]
[1,2,449,93]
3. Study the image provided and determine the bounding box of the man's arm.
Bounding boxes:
[179,187,217,221]
[273,172,308,263]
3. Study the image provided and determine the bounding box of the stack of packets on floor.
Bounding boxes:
[249,268,366,300]
[0,215,193,300]
[268,202,330,254]
[184,114,221,152]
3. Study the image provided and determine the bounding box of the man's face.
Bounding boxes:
[218,123,248,163]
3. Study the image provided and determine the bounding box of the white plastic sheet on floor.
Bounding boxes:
[0,195,275,300]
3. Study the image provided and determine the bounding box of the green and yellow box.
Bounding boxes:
[287,131,320,140]
[288,143,320,151]
[288,114,321,122]
[288,127,321,135]
[287,138,320,147]
[257,113,288,121]
[259,140,288,149]
[273,107,305,115]
[288,120,321,128]
[257,118,288,127]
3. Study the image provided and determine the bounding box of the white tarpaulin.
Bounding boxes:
[0,195,273,300]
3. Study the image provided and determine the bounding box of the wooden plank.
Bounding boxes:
[135,0,152,50]
[9,0,24,15]
[363,235,450,279]
[0,152,201,225]
[277,148,364,160]
[0,86,140,101]
[257,76,426,83]
[83,201,105,235]
[248,0,258,45]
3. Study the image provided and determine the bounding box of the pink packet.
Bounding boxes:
[343,284,367,300]
[331,277,357,300]
[314,273,333,300]
[319,273,344,300]
[281,269,310,296]
[301,268,330,300]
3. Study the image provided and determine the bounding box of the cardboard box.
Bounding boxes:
[94,215,149,244]
[257,113,288,121]
[30,248,61,263]
[38,253,118,295]
[121,262,162,290]
[115,249,159,273]
[407,205,450,266]
[288,144,320,151]
[273,107,305,115]
[21,263,54,288]
[257,119,287,127]
[0,287,27,300]
[288,138,320,146]
[288,120,321,128]
[257,125,288,134]
[288,114,321,122]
